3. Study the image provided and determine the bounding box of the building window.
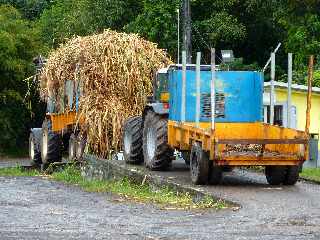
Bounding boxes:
[264,105,284,126]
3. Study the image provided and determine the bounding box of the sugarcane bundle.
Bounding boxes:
[40,29,171,157]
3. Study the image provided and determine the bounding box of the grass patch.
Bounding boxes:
[52,165,226,210]
[301,168,320,182]
[0,164,226,210]
[0,166,39,177]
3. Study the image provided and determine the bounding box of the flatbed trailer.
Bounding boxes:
[168,121,308,166]
[122,50,314,186]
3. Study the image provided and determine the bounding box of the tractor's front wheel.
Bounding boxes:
[41,119,62,168]
[123,116,143,164]
[143,111,173,170]
[190,142,209,185]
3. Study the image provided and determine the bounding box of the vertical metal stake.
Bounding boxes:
[211,48,216,131]
[181,51,187,122]
[287,53,293,128]
[270,52,275,125]
[196,52,201,127]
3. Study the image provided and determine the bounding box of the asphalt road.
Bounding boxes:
[1,158,320,239]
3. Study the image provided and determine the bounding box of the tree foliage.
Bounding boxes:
[37,0,142,47]
[279,0,320,68]
[0,4,43,150]
[1,0,320,150]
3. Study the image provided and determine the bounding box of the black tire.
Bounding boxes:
[41,119,62,166]
[75,133,87,161]
[29,128,42,166]
[283,166,300,185]
[143,111,174,170]
[265,166,287,185]
[208,165,223,185]
[181,151,190,166]
[123,116,143,164]
[68,133,77,161]
[61,132,71,153]
[190,142,209,185]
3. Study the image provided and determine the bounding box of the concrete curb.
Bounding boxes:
[300,177,320,185]
[82,154,238,207]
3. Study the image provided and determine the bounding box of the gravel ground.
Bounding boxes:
[0,158,31,168]
[0,159,320,239]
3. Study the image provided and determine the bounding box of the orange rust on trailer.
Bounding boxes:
[48,111,82,133]
[168,120,308,166]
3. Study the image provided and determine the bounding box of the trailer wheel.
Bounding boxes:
[29,128,42,167]
[75,133,86,161]
[41,119,62,167]
[181,151,190,166]
[265,166,287,185]
[190,142,209,185]
[68,133,77,161]
[123,116,143,164]
[143,111,173,170]
[208,165,223,185]
[283,166,300,185]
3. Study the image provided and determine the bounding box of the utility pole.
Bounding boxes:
[177,8,180,64]
[183,0,192,63]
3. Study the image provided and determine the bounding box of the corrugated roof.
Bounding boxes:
[264,81,320,94]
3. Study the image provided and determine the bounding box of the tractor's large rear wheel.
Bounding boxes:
[29,128,42,167]
[143,111,173,170]
[190,142,209,185]
[41,119,62,168]
[123,116,143,164]
[265,166,287,185]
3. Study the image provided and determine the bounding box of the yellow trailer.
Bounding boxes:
[122,51,314,185]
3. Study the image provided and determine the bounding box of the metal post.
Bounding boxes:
[287,53,293,128]
[177,8,180,64]
[211,48,216,130]
[183,0,192,63]
[305,55,314,135]
[196,52,201,127]
[270,52,275,125]
[181,51,187,122]
[263,43,282,72]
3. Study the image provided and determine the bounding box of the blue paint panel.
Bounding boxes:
[168,69,263,123]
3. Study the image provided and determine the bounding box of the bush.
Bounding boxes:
[0,90,30,150]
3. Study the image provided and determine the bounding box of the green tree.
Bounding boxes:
[0,5,43,151]
[37,0,142,47]
[125,0,179,57]
[0,0,53,20]
[0,4,40,92]
[279,0,320,68]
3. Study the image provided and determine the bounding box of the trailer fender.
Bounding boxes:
[143,103,168,120]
